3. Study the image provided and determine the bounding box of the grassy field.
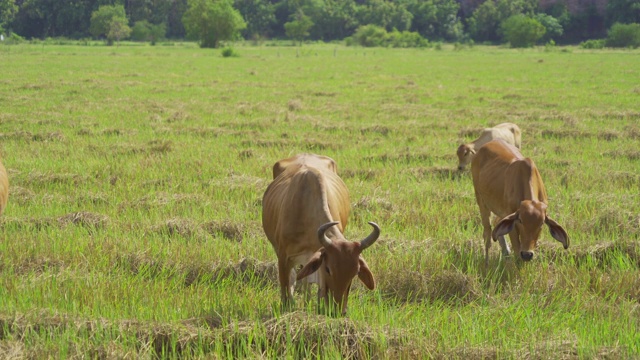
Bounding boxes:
[0,42,639,358]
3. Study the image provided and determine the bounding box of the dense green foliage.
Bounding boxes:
[89,5,129,45]
[1,43,639,358]
[183,0,246,48]
[349,24,428,48]
[500,14,546,48]
[284,9,313,46]
[605,22,640,48]
[1,0,639,45]
[131,20,166,45]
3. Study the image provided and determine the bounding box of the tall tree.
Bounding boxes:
[355,0,412,32]
[606,0,640,27]
[403,0,462,41]
[468,0,536,43]
[182,0,246,48]
[0,0,17,33]
[90,4,129,45]
[234,0,275,39]
[284,8,312,45]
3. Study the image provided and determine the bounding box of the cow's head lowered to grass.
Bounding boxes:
[296,221,380,316]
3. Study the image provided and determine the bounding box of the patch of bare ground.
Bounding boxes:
[9,255,66,275]
[360,125,391,136]
[220,120,268,131]
[100,128,137,136]
[626,125,640,139]
[0,310,415,359]
[353,196,394,212]
[365,152,434,165]
[57,211,109,229]
[152,218,209,241]
[174,127,225,137]
[570,241,640,269]
[406,166,465,180]
[223,311,409,359]
[202,220,244,242]
[151,218,245,243]
[378,268,481,305]
[341,169,378,181]
[589,208,640,237]
[0,212,109,231]
[313,124,349,133]
[6,186,35,204]
[604,150,640,161]
[597,110,640,121]
[458,127,484,138]
[540,129,619,141]
[111,140,172,155]
[24,171,90,186]
[120,192,203,211]
[115,253,276,287]
[0,131,65,142]
[241,138,291,148]
[310,91,337,97]
[287,99,303,111]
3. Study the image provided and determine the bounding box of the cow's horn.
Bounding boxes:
[317,221,339,248]
[359,222,381,251]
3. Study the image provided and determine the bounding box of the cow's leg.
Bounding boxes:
[277,258,294,310]
[493,216,511,258]
[508,228,521,256]
[498,235,511,257]
[478,205,493,266]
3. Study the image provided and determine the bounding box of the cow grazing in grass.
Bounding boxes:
[471,140,569,263]
[0,157,7,216]
[457,122,521,171]
[262,154,380,315]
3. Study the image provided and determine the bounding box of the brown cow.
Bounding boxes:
[457,122,521,171]
[262,154,380,315]
[0,157,8,216]
[471,140,568,263]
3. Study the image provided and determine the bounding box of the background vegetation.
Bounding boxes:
[0,42,639,358]
[1,0,640,47]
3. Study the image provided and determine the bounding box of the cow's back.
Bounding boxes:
[479,123,520,148]
[272,153,337,179]
[263,156,349,254]
[471,140,524,216]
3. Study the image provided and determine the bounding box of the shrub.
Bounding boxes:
[500,15,546,48]
[534,13,564,42]
[605,23,640,48]
[221,47,239,57]
[387,29,429,48]
[352,25,388,47]
[5,33,24,44]
[580,39,605,49]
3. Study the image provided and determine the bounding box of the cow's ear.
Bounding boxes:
[546,216,569,249]
[297,251,324,281]
[357,257,375,290]
[492,212,519,240]
[468,148,476,155]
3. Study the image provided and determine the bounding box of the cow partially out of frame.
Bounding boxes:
[262,154,380,315]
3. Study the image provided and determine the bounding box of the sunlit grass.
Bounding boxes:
[0,42,639,358]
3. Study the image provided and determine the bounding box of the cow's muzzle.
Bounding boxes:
[520,251,534,261]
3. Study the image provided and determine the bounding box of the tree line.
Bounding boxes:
[0,0,639,47]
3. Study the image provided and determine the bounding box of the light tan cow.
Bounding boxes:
[457,122,521,170]
[0,157,8,216]
[471,140,568,263]
[262,154,380,315]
